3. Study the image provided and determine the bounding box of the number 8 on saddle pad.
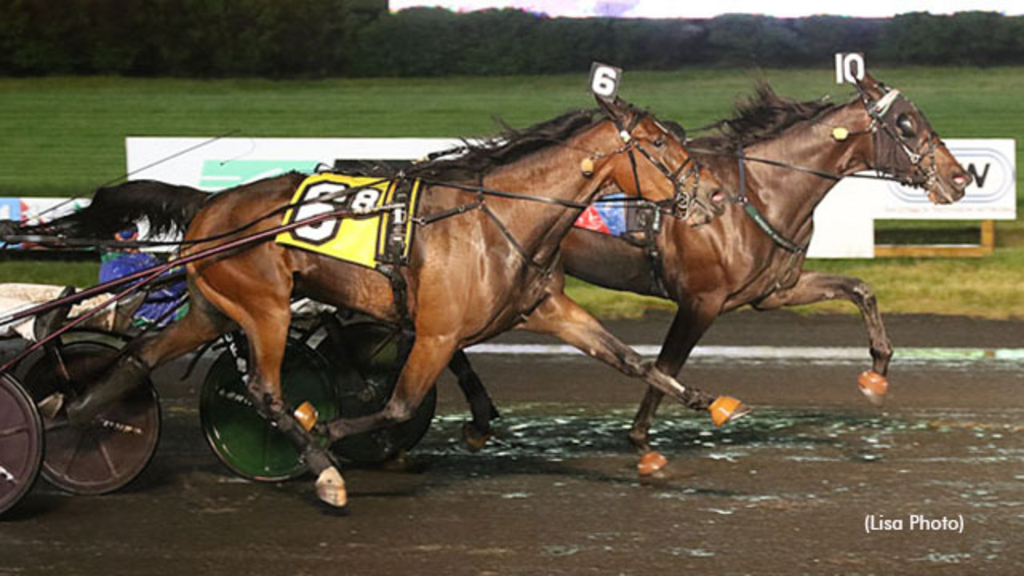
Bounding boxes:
[276,173,420,269]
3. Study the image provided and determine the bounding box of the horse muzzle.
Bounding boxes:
[928,169,971,204]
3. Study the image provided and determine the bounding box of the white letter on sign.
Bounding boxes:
[835,53,865,84]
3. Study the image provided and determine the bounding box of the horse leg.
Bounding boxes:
[195,275,347,508]
[243,308,347,507]
[519,294,746,439]
[327,333,457,442]
[628,302,720,467]
[65,287,231,424]
[448,350,501,452]
[753,271,893,406]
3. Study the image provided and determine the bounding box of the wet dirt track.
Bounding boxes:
[2,311,1023,575]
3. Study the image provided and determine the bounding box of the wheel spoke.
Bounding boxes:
[0,425,29,439]
[58,431,90,476]
[97,439,119,477]
[261,417,274,472]
[44,419,71,433]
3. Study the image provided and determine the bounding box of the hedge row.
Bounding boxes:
[2,3,1022,77]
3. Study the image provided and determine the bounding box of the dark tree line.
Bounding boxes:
[1,2,1021,77]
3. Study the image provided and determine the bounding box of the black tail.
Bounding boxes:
[43,180,212,239]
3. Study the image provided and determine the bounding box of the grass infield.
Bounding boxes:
[1,68,1021,319]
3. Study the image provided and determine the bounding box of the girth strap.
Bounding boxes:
[378,178,417,333]
[735,149,806,254]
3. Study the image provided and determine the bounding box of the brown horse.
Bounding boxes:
[447,73,973,470]
[56,98,733,509]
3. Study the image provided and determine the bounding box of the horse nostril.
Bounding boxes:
[711,190,726,204]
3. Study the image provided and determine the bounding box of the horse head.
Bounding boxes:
[854,72,971,204]
[593,97,726,227]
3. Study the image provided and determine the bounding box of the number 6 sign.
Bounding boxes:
[589,62,622,101]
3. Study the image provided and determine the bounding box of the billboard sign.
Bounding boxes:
[6,136,1010,259]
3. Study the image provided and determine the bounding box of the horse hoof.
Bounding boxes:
[858,371,888,407]
[315,467,348,509]
[461,421,491,453]
[709,396,749,427]
[637,451,668,476]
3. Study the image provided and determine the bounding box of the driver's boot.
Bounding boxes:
[65,353,150,425]
[34,287,75,419]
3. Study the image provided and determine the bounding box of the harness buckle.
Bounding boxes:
[392,206,407,225]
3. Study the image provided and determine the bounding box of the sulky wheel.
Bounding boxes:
[318,321,436,464]
[21,331,161,495]
[200,334,338,482]
[0,373,44,517]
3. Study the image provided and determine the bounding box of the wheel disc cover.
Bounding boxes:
[0,373,44,516]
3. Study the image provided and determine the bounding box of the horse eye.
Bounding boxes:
[896,114,916,138]
[653,138,665,148]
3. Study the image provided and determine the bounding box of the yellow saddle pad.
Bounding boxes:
[276,173,420,269]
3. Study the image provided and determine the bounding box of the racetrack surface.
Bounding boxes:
[1,311,1022,574]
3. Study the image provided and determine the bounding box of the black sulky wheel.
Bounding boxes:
[199,333,339,482]
[318,320,436,464]
[21,331,161,495]
[0,372,44,517]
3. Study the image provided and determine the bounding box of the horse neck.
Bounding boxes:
[743,102,873,244]
[480,125,620,265]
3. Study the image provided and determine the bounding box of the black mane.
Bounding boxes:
[693,83,840,151]
[403,108,603,181]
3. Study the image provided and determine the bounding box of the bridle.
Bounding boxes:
[675,84,950,255]
[594,103,705,221]
[855,84,943,190]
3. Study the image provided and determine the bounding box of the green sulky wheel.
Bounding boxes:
[199,334,338,482]
[318,321,436,465]
[0,372,44,517]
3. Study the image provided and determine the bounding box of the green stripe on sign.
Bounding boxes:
[199,160,318,192]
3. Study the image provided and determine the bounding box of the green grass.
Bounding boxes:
[0,259,99,287]
[799,246,1024,320]
[1,69,1021,318]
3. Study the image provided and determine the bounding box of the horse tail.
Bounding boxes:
[45,180,212,239]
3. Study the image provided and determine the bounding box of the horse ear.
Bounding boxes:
[855,71,886,99]
[596,96,633,128]
[661,119,687,142]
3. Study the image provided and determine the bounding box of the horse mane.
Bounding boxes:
[402,108,603,181]
[693,83,840,151]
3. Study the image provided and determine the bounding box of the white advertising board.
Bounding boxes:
[807,138,1016,258]
[4,137,1014,259]
[124,137,464,191]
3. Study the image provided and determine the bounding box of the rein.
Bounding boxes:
[407,109,703,271]
[683,87,944,254]
[8,113,693,253]
[0,201,390,373]
[3,106,699,321]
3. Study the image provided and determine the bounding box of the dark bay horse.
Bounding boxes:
[443,73,972,471]
[558,73,971,465]
[47,98,733,508]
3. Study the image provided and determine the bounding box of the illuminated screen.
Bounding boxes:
[389,1,1023,18]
